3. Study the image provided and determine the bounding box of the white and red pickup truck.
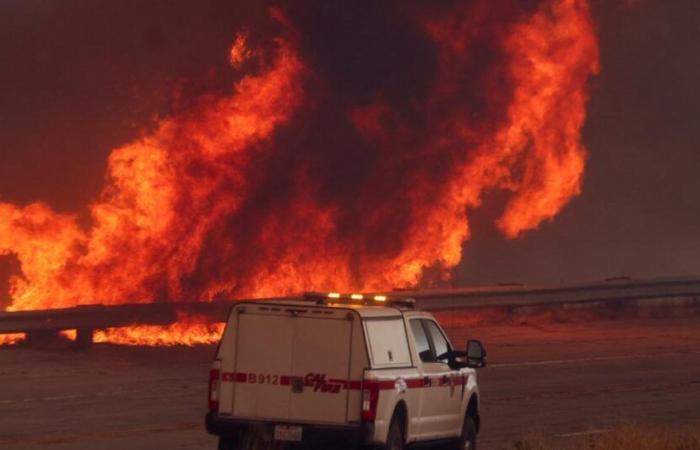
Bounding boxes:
[206,293,487,449]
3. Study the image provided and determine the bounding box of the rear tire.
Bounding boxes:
[456,414,477,450]
[385,413,405,450]
[218,437,236,450]
[238,427,286,450]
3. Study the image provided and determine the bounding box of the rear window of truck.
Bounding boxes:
[364,318,412,368]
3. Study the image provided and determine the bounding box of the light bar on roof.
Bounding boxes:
[303,292,414,309]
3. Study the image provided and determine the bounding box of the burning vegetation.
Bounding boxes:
[0,1,599,345]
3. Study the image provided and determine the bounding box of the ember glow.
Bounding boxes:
[0,333,24,346]
[0,1,599,345]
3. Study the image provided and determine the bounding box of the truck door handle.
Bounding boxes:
[423,376,431,386]
[441,375,449,385]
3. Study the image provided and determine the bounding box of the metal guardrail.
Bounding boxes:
[409,277,700,311]
[1,277,699,343]
[0,301,242,334]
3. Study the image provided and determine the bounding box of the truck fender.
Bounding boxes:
[389,400,409,442]
[465,394,480,434]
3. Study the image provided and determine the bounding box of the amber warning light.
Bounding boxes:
[303,292,414,308]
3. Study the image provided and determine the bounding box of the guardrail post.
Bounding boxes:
[73,328,94,349]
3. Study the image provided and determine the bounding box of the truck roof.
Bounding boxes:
[240,299,406,319]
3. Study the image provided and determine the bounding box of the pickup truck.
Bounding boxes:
[206,292,487,449]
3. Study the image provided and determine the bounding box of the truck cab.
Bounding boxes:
[206,292,487,449]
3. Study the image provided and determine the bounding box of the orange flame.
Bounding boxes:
[0,2,599,345]
[94,314,225,346]
[0,333,24,346]
[1,12,306,312]
[496,0,600,237]
[229,32,254,69]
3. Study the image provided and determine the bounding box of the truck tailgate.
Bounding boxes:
[231,309,354,425]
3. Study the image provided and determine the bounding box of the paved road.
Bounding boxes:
[452,316,700,448]
[1,315,699,450]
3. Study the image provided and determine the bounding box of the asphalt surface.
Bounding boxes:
[1,315,699,450]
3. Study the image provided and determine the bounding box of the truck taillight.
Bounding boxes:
[361,381,380,423]
[208,359,221,413]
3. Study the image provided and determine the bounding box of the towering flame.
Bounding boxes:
[0,1,599,345]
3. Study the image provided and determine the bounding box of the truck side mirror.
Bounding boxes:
[419,349,434,363]
[466,340,487,368]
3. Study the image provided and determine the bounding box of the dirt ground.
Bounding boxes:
[1,315,699,450]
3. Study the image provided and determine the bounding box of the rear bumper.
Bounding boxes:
[206,413,373,447]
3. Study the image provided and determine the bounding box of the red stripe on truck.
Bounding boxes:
[221,372,469,391]
[405,378,425,389]
[221,372,247,382]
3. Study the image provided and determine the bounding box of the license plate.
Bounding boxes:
[274,425,302,442]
